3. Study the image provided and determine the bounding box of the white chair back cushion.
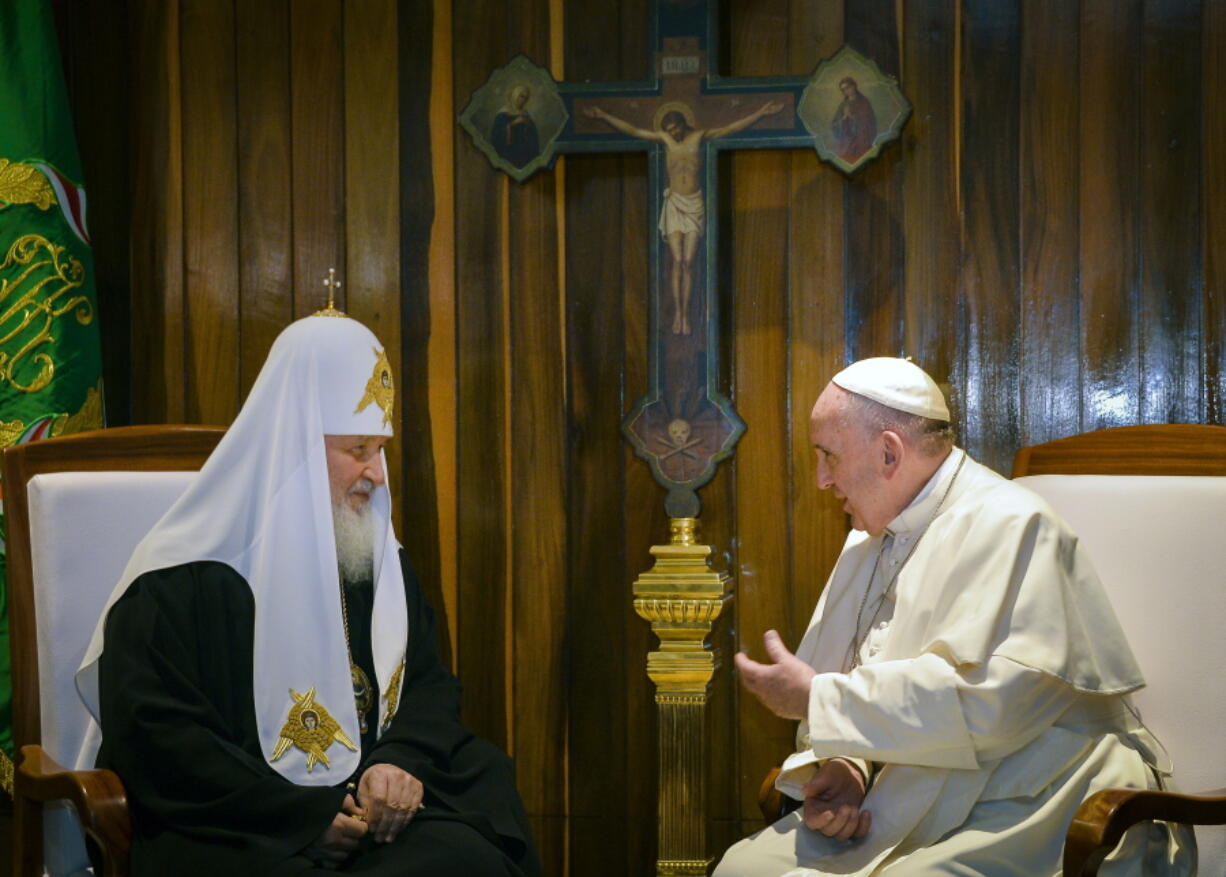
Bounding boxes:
[1016,474,1226,874]
[28,470,197,877]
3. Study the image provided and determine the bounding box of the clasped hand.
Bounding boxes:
[357,763,424,843]
[802,758,871,842]
[308,763,424,865]
[734,630,817,720]
[306,795,366,868]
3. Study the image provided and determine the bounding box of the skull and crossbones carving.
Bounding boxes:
[659,418,702,461]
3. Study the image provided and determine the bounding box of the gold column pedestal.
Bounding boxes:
[633,517,732,877]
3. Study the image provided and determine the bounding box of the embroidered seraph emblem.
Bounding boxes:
[355,347,394,427]
[380,659,406,732]
[270,686,358,772]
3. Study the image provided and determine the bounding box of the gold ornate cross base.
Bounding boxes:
[633,517,732,876]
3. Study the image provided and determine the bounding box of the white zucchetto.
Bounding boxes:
[832,357,950,421]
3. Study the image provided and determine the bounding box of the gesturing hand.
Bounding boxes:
[733,630,817,720]
[305,794,367,868]
[358,763,424,844]
[802,758,871,842]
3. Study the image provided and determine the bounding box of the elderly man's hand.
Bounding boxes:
[358,763,424,844]
[305,794,368,867]
[734,630,817,720]
[802,758,871,842]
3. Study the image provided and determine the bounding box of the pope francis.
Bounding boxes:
[715,358,1192,876]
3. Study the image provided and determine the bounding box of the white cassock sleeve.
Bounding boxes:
[805,653,1081,772]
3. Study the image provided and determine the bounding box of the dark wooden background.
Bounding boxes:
[56,0,1223,874]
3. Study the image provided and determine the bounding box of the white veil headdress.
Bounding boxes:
[76,315,407,785]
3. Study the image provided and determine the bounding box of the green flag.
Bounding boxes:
[0,0,105,793]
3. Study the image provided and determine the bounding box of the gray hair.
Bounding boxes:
[843,390,955,457]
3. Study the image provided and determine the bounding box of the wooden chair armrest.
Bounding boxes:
[15,744,132,877]
[1063,785,1226,877]
[757,766,783,823]
[757,766,802,824]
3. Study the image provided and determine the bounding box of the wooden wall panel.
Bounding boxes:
[72,1,1226,875]
[1139,0,1203,423]
[902,0,958,408]
[844,0,905,360]
[291,0,346,318]
[406,0,450,656]
[956,0,1021,474]
[565,152,633,874]
[555,0,672,866]
[562,11,639,871]
[1080,0,1143,431]
[128,0,185,424]
[1019,0,1080,444]
[236,0,294,397]
[452,0,510,749]
[509,172,569,873]
[729,137,793,826]
[181,0,240,424]
[727,0,796,836]
[561,5,649,874]
[780,0,847,835]
[1208,0,1226,422]
[506,3,568,871]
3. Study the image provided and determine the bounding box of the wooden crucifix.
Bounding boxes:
[461,2,909,519]
[461,3,909,873]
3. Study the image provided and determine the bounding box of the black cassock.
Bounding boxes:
[97,553,540,876]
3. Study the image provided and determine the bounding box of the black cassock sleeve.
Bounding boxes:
[97,561,344,875]
[361,562,537,868]
[97,554,537,876]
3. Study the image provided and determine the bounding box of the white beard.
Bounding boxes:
[333,500,374,585]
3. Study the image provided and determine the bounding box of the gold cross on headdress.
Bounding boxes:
[314,268,346,317]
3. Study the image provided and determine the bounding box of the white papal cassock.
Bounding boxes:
[717,449,1193,876]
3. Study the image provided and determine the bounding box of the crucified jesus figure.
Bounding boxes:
[585,100,784,335]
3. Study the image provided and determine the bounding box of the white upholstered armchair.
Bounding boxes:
[3,425,223,877]
[1012,424,1226,876]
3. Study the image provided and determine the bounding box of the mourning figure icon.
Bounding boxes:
[831,76,877,163]
[798,45,911,175]
[491,84,540,169]
[459,55,567,182]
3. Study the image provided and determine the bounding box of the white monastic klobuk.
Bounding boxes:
[76,315,407,785]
